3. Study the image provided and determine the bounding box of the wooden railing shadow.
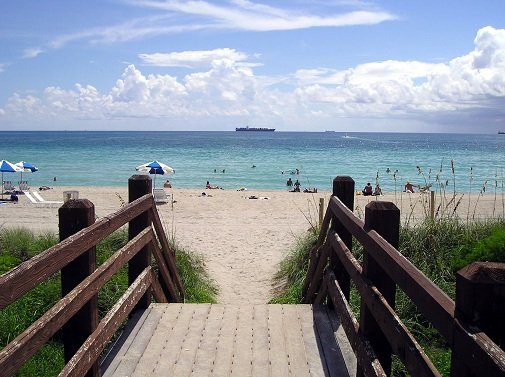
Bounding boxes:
[0,175,184,376]
[302,176,505,377]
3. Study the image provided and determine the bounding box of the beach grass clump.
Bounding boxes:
[269,227,318,304]
[173,242,219,303]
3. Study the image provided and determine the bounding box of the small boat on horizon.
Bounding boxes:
[235,126,275,132]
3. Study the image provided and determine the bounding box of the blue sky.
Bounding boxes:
[0,0,504,132]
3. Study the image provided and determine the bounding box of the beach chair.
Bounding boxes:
[32,191,63,204]
[153,188,170,204]
[19,181,29,191]
[3,181,13,192]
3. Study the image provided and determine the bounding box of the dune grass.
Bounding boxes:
[0,226,217,376]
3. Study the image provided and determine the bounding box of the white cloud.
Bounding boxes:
[2,27,505,131]
[22,47,45,59]
[28,1,395,55]
[131,0,397,31]
[139,48,248,68]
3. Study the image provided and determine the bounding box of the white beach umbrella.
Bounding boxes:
[135,160,174,189]
[0,160,22,198]
[15,161,38,182]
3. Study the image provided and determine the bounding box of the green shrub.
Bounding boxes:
[452,225,505,271]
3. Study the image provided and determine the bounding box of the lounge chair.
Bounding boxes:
[19,181,29,191]
[153,188,170,204]
[24,191,62,207]
[32,191,63,204]
[3,181,13,192]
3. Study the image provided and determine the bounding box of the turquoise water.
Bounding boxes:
[1,131,504,192]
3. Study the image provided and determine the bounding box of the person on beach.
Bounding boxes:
[404,181,415,193]
[362,183,373,196]
[373,184,382,196]
[286,178,293,187]
[206,181,221,189]
[163,180,172,188]
[294,179,301,192]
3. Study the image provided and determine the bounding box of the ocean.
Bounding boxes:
[1,131,504,193]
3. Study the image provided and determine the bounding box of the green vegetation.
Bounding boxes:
[271,217,505,376]
[0,226,217,376]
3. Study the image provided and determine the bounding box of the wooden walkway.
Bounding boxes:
[102,304,356,377]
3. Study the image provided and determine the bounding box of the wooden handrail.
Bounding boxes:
[0,194,152,309]
[0,227,156,376]
[328,196,455,343]
[304,175,505,377]
[0,176,185,376]
[59,266,163,377]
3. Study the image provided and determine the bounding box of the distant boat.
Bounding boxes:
[499,131,505,134]
[235,126,275,132]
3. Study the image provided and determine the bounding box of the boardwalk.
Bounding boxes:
[103,304,356,377]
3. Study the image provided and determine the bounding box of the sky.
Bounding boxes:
[0,1,504,133]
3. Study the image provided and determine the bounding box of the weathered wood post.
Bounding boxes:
[59,199,98,377]
[129,174,152,311]
[451,262,505,376]
[359,201,400,377]
[331,176,355,301]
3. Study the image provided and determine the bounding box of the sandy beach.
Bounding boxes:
[2,185,503,304]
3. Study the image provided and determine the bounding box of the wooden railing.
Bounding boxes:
[303,176,505,377]
[0,175,184,376]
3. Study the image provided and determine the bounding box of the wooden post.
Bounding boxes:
[128,174,153,311]
[359,201,400,377]
[319,197,324,227]
[430,191,435,220]
[59,199,98,377]
[451,262,505,376]
[331,176,355,301]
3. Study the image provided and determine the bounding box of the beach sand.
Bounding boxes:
[2,186,504,304]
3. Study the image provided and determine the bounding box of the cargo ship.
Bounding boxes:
[235,126,275,132]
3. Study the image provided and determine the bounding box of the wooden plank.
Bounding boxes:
[251,305,270,377]
[297,305,327,377]
[229,304,254,376]
[0,193,153,309]
[328,233,440,377]
[212,305,239,376]
[0,228,154,377]
[282,305,311,377]
[267,305,290,376]
[171,304,214,376]
[325,272,386,377]
[150,205,185,299]
[59,266,154,377]
[452,319,505,376]
[101,306,159,376]
[151,239,180,302]
[302,207,332,295]
[127,304,184,375]
[303,243,329,304]
[329,196,455,343]
[312,305,352,377]
[190,304,226,376]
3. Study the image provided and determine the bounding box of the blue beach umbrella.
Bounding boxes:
[0,160,22,198]
[135,160,174,189]
[15,161,39,182]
